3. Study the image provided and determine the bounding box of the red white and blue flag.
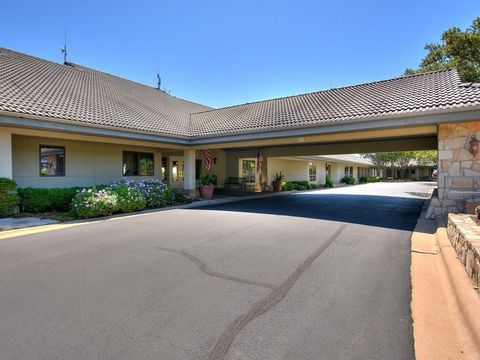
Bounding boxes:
[256,148,263,174]
[202,149,212,171]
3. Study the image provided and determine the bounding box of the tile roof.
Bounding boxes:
[190,69,480,137]
[1,47,480,140]
[0,48,211,137]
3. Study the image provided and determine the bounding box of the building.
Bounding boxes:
[1,48,479,213]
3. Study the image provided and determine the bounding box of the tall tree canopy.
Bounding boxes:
[405,16,480,82]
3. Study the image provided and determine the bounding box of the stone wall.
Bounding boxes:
[432,121,480,215]
[447,214,480,289]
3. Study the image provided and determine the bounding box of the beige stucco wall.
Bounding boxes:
[196,149,226,187]
[12,135,163,188]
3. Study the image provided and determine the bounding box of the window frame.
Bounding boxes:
[239,158,258,184]
[308,162,317,182]
[122,151,155,177]
[39,145,66,177]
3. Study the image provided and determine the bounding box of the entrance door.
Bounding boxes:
[170,157,184,189]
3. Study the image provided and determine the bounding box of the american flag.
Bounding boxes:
[202,149,212,171]
[256,148,263,174]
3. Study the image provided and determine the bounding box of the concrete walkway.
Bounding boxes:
[0,217,58,231]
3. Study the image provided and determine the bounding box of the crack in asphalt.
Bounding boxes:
[208,224,347,360]
[155,247,277,290]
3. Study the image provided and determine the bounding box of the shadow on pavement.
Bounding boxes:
[190,192,430,232]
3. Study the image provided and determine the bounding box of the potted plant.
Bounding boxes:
[271,172,285,192]
[199,174,216,199]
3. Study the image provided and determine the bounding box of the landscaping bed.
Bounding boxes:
[0,178,184,222]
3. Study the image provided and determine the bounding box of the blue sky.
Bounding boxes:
[1,1,478,108]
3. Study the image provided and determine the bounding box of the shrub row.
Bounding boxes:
[359,176,380,184]
[70,179,173,219]
[18,187,80,213]
[282,180,320,191]
[340,176,356,185]
[0,178,19,217]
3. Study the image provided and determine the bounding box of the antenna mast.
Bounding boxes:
[61,26,68,64]
[156,70,162,90]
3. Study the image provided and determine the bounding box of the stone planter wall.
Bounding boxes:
[447,214,480,289]
[430,121,480,216]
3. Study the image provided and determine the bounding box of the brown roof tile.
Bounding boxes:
[1,48,480,139]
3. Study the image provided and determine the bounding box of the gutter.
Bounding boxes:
[1,104,480,147]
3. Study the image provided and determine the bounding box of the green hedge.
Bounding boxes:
[18,187,79,213]
[340,176,355,185]
[324,176,334,188]
[0,178,19,217]
[281,180,319,191]
[359,176,380,184]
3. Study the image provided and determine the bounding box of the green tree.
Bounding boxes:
[414,150,438,167]
[389,151,416,179]
[361,152,392,178]
[405,17,480,82]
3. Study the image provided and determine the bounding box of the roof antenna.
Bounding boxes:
[156,70,162,90]
[60,26,68,64]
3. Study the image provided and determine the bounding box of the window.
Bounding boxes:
[344,166,353,177]
[161,157,167,181]
[309,163,316,182]
[196,159,202,180]
[240,159,256,183]
[171,160,184,182]
[40,146,65,176]
[123,151,154,176]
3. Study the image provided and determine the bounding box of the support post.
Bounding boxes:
[0,128,12,179]
[183,149,196,197]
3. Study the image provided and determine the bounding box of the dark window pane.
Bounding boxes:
[196,159,202,180]
[123,151,139,176]
[139,153,154,176]
[162,157,167,181]
[40,146,65,176]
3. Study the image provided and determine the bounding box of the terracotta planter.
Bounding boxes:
[272,180,282,192]
[199,184,214,199]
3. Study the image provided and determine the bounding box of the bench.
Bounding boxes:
[224,177,247,190]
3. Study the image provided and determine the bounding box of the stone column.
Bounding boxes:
[436,121,480,214]
[183,149,196,197]
[0,128,12,179]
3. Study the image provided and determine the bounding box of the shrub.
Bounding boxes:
[340,176,355,185]
[0,178,19,217]
[107,179,146,213]
[359,176,380,184]
[310,183,319,189]
[324,176,334,188]
[19,187,79,213]
[139,179,174,208]
[281,181,293,191]
[70,188,118,219]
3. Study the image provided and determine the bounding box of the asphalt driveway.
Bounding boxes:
[0,182,434,360]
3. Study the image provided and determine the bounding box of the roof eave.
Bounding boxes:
[0,111,192,145]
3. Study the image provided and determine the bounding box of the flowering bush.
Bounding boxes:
[70,179,173,219]
[138,179,174,208]
[107,179,146,213]
[70,188,118,219]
